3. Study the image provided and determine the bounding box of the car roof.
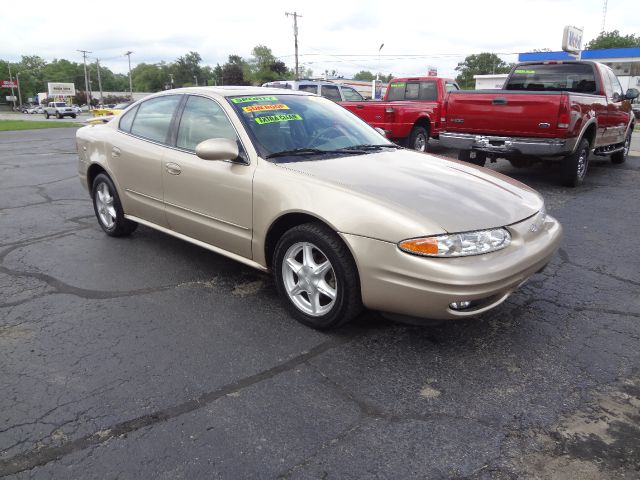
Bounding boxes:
[160,86,316,98]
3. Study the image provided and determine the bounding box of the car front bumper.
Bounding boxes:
[440,132,577,158]
[341,212,562,321]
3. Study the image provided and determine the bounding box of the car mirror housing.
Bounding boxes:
[195,138,240,161]
[625,88,639,100]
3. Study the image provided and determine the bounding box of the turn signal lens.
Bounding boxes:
[398,238,439,255]
[398,228,511,257]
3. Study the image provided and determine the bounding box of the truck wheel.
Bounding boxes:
[560,138,590,187]
[56,112,62,119]
[71,114,77,119]
[458,150,486,167]
[611,131,631,164]
[45,112,49,119]
[408,126,429,152]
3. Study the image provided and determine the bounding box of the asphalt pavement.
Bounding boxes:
[1,127,639,479]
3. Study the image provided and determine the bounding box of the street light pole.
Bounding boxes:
[125,51,134,99]
[377,43,384,81]
[96,59,104,104]
[16,72,23,107]
[8,64,16,109]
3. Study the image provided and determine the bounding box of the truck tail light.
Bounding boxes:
[557,96,570,129]
[441,97,449,124]
[384,106,395,123]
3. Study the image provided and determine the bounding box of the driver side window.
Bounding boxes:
[176,96,238,151]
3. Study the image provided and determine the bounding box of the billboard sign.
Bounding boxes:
[427,66,438,76]
[562,26,583,54]
[6,95,17,101]
[48,82,76,96]
[1,80,18,88]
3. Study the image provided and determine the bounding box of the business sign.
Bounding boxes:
[427,66,438,76]
[6,96,17,101]
[1,80,17,88]
[562,25,583,54]
[47,82,76,96]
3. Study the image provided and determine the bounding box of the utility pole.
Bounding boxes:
[285,11,302,80]
[125,51,133,99]
[16,72,22,107]
[8,64,16,109]
[78,50,91,108]
[95,59,104,105]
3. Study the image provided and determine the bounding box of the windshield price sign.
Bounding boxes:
[1,80,17,88]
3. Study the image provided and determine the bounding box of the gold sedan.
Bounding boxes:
[76,87,562,329]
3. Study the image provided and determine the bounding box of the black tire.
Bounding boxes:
[45,112,49,119]
[56,112,62,119]
[458,149,486,167]
[560,138,590,187]
[71,114,77,119]
[611,130,632,164]
[91,173,137,237]
[408,126,429,152]
[273,223,362,330]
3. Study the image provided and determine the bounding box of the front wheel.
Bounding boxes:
[611,131,632,164]
[273,223,362,330]
[71,114,77,119]
[56,112,62,119]
[408,126,429,152]
[560,138,590,187]
[91,173,138,237]
[45,112,50,119]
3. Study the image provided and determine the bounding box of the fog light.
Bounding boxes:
[449,301,472,311]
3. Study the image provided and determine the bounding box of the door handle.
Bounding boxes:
[492,97,508,105]
[165,162,182,175]
[112,147,121,157]
[356,105,364,109]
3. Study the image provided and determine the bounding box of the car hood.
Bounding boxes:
[277,149,543,234]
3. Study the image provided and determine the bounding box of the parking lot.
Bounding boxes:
[1,126,639,479]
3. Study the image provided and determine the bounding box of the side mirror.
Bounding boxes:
[625,88,639,100]
[195,138,239,161]
[374,127,386,137]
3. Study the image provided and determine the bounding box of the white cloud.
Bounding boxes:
[3,0,637,79]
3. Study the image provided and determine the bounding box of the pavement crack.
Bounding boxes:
[0,336,355,477]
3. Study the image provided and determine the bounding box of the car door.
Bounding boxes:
[162,95,254,258]
[108,95,182,227]
[606,68,629,143]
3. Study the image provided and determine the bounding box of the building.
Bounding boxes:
[518,47,640,90]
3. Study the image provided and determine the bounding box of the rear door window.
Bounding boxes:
[298,84,318,94]
[129,95,181,144]
[320,85,341,101]
[119,105,139,133]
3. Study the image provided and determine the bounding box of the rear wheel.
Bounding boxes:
[560,138,590,187]
[458,149,486,167]
[45,112,50,119]
[408,126,429,152]
[273,223,362,330]
[611,130,631,164]
[91,173,138,237]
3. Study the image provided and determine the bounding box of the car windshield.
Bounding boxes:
[228,94,393,161]
[54,102,66,107]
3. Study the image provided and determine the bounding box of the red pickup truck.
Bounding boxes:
[340,77,460,152]
[440,61,638,186]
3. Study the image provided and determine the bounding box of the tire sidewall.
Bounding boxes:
[273,225,355,329]
[409,126,429,152]
[562,139,589,187]
[92,174,126,236]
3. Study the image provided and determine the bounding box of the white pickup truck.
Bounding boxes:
[44,102,77,119]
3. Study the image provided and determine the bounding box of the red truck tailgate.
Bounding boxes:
[445,91,565,137]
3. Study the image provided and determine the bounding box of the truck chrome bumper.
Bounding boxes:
[440,133,577,157]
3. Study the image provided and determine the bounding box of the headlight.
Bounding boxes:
[398,228,511,257]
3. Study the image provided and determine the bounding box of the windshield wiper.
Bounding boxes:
[266,148,365,159]
[339,144,403,151]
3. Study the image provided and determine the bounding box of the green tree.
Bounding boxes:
[131,63,168,92]
[455,53,513,90]
[248,45,292,84]
[173,51,203,86]
[585,30,640,50]
[222,55,249,85]
[353,70,375,81]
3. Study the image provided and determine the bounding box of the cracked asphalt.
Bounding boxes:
[1,127,639,479]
